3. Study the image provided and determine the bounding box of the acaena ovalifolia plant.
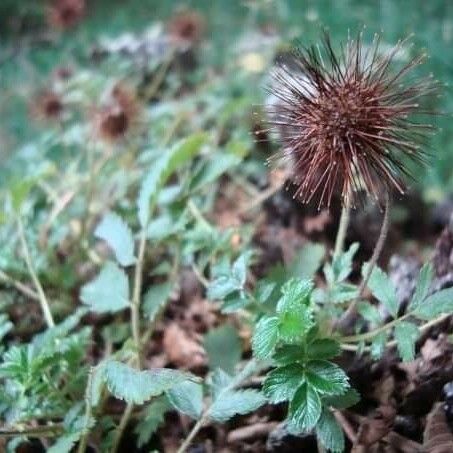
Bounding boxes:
[249,32,448,451]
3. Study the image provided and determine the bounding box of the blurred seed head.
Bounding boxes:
[95,83,140,143]
[265,32,438,209]
[48,0,86,30]
[31,91,64,122]
[167,10,205,45]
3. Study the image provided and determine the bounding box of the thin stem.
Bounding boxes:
[239,180,285,214]
[341,313,410,343]
[337,192,390,330]
[82,140,96,241]
[131,229,147,370]
[0,268,39,300]
[340,311,450,346]
[333,193,351,259]
[0,424,63,438]
[17,215,55,327]
[177,360,260,453]
[177,417,206,453]
[188,199,214,232]
[111,403,134,453]
[332,410,357,444]
[77,367,95,453]
[144,51,174,100]
[141,250,180,346]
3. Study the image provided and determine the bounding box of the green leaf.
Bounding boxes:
[274,345,305,365]
[204,324,242,374]
[104,361,192,404]
[142,282,173,322]
[146,213,188,241]
[138,133,207,227]
[277,279,314,343]
[209,368,233,399]
[289,242,326,279]
[412,286,453,320]
[94,212,135,267]
[363,264,398,318]
[288,383,322,432]
[135,396,170,448]
[410,263,434,310]
[80,262,130,313]
[263,364,305,403]
[370,331,387,359]
[252,316,279,359]
[316,408,345,453]
[9,178,35,212]
[190,154,241,192]
[220,294,249,313]
[209,389,266,422]
[305,360,349,396]
[394,321,419,362]
[0,315,13,343]
[307,339,341,360]
[48,432,83,453]
[357,302,381,325]
[332,242,359,282]
[323,388,360,409]
[231,252,252,288]
[277,278,313,314]
[254,280,276,304]
[207,276,241,300]
[167,381,203,419]
[329,283,358,304]
[207,253,251,301]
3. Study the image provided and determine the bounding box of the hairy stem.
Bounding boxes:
[77,367,95,453]
[341,312,451,348]
[341,313,410,343]
[332,409,357,444]
[337,192,390,330]
[333,193,351,259]
[131,229,147,369]
[0,269,39,301]
[177,361,260,453]
[113,231,148,451]
[177,417,206,453]
[17,215,55,327]
[0,424,63,438]
[111,403,134,453]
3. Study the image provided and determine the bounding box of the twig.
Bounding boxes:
[239,181,284,213]
[17,215,54,328]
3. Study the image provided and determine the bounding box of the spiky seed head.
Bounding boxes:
[266,32,437,208]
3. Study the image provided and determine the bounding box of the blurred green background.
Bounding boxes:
[1,0,452,200]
